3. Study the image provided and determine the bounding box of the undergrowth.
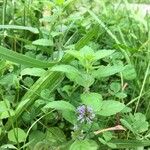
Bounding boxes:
[0,0,150,149]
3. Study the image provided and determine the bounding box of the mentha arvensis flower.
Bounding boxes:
[76,105,95,124]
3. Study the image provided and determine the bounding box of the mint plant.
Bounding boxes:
[0,0,150,149]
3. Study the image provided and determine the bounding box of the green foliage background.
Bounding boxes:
[0,0,150,149]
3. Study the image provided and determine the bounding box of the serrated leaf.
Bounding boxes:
[32,39,53,46]
[81,92,103,111]
[93,65,124,78]
[110,82,121,93]
[51,65,80,75]
[122,64,137,80]
[97,100,125,116]
[94,50,115,60]
[51,65,94,88]
[43,100,76,112]
[74,73,94,88]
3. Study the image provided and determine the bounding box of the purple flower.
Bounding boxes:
[76,105,95,124]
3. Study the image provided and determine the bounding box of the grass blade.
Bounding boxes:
[111,139,150,149]
[0,46,57,68]
[88,9,131,63]
[0,25,39,33]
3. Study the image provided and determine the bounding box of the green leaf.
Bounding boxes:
[0,100,10,112]
[0,144,17,149]
[110,139,150,149]
[5,25,98,130]
[0,46,57,68]
[21,68,46,77]
[110,82,121,93]
[74,73,94,88]
[122,64,137,80]
[51,65,80,75]
[32,39,53,46]
[107,142,117,149]
[29,130,45,148]
[1,109,15,119]
[56,0,64,5]
[120,119,135,133]
[103,132,113,142]
[0,25,39,33]
[80,46,95,60]
[62,111,77,124]
[51,65,94,88]
[0,74,17,86]
[23,77,34,87]
[70,139,98,150]
[65,50,82,61]
[93,65,124,78]
[81,92,103,111]
[97,100,125,116]
[121,113,149,134]
[43,100,76,112]
[0,100,14,119]
[88,10,130,63]
[94,50,115,61]
[8,128,26,143]
[46,127,66,143]
[115,92,127,99]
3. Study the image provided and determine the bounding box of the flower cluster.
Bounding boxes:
[76,105,95,124]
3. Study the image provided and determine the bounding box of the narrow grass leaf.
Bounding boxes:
[0,25,39,33]
[0,46,57,68]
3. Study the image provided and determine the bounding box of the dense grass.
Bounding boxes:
[0,0,150,149]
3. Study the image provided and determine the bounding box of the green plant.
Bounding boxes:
[0,0,150,149]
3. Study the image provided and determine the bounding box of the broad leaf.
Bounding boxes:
[93,65,124,78]
[8,128,26,143]
[51,65,80,75]
[97,100,125,116]
[94,50,115,60]
[32,39,53,46]
[51,65,94,88]
[122,64,137,80]
[0,100,10,112]
[0,144,17,149]
[43,100,76,112]
[81,92,103,111]
[70,139,98,150]
[29,130,45,148]
[46,127,66,143]
[62,111,77,124]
